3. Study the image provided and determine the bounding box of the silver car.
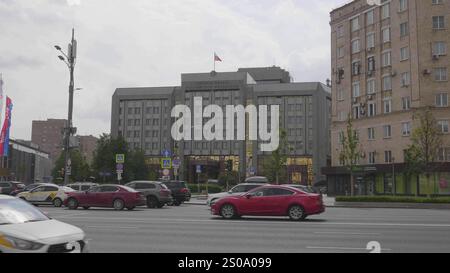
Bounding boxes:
[206,183,265,206]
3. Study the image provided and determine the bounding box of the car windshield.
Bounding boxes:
[0,198,50,225]
[120,185,138,192]
[165,182,186,188]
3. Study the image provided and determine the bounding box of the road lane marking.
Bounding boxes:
[306,246,392,251]
[86,225,139,229]
[314,232,382,236]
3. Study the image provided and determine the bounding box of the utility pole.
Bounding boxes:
[55,28,77,185]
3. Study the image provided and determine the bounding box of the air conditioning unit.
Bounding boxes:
[367,94,374,100]
[433,54,440,61]
[391,71,397,77]
[423,69,432,75]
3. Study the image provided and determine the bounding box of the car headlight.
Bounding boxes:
[0,235,44,251]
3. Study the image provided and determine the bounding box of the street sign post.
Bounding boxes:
[161,158,172,169]
[196,165,202,193]
[116,154,125,164]
[162,149,172,158]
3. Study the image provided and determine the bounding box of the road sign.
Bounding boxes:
[162,149,172,158]
[116,154,125,164]
[196,165,202,174]
[116,163,124,171]
[161,158,172,169]
[173,159,181,168]
[117,172,122,181]
[162,169,170,176]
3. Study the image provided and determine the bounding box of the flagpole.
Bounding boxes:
[213,52,216,72]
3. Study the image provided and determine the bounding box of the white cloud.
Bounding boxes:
[0,0,346,140]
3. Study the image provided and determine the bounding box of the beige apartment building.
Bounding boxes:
[325,0,450,196]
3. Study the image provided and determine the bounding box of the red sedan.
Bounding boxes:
[64,184,146,211]
[211,185,325,221]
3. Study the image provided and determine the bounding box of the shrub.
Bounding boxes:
[335,196,450,204]
[188,184,224,194]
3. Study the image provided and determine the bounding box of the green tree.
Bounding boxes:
[339,116,362,196]
[406,109,443,197]
[52,149,90,184]
[263,129,292,184]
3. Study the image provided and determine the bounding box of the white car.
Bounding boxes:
[206,183,265,206]
[0,195,88,253]
[17,184,75,207]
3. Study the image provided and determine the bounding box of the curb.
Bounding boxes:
[331,202,450,210]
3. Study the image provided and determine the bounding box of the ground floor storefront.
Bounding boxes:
[323,164,450,197]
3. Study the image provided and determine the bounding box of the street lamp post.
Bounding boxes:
[392,156,396,196]
[55,28,77,185]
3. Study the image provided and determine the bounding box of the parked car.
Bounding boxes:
[64,184,146,211]
[17,184,76,207]
[67,182,99,192]
[0,181,26,195]
[10,183,45,196]
[0,195,88,253]
[162,181,191,206]
[244,176,269,184]
[211,185,325,221]
[206,183,265,207]
[125,181,172,208]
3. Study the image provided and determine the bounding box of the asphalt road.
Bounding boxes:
[40,205,450,253]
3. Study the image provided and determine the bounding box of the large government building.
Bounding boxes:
[111,67,331,185]
[326,0,450,196]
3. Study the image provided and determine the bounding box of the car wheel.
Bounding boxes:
[67,198,79,210]
[220,204,237,219]
[53,198,63,208]
[127,206,135,211]
[147,196,158,208]
[113,199,125,211]
[288,205,306,221]
[174,200,181,206]
[83,206,90,210]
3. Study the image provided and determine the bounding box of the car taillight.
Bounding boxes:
[180,188,188,193]
[160,189,171,196]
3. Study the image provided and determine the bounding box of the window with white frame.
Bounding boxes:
[382,27,391,43]
[433,16,445,29]
[402,96,411,110]
[367,79,376,94]
[337,46,345,58]
[383,98,392,113]
[432,0,443,4]
[399,0,408,12]
[384,125,392,138]
[352,61,361,75]
[368,127,375,140]
[400,47,409,61]
[352,39,361,53]
[400,22,409,37]
[436,93,448,107]
[438,120,449,133]
[337,88,344,101]
[385,151,392,163]
[368,56,376,72]
[337,25,344,38]
[338,111,347,121]
[434,68,448,81]
[401,72,411,86]
[402,122,411,136]
[433,42,447,56]
[383,75,392,91]
[353,105,361,119]
[369,152,376,164]
[353,82,361,98]
[382,51,392,67]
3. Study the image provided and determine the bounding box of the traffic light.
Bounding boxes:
[226,160,233,172]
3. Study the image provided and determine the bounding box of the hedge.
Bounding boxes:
[335,196,450,204]
[187,184,224,194]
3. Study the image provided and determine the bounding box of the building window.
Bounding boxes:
[367,57,376,73]
[383,76,392,91]
[382,27,391,43]
[128,108,133,115]
[366,10,374,25]
[400,47,409,61]
[351,17,360,32]
[399,0,408,12]
[337,25,344,38]
[135,107,141,115]
[400,22,409,37]
[367,79,376,94]
[402,96,411,110]
[134,131,140,138]
[385,151,392,163]
[433,16,445,30]
[401,72,410,87]
[383,125,392,138]
[352,61,361,75]
[367,33,375,49]
[127,119,132,126]
[402,122,411,136]
[382,3,390,19]
[352,82,361,98]
[337,46,345,58]
[434,68,448,81]
[337,88,344,101]
[383,98,392,114]
[433,42,447,56]
[435,93,448,107]
[127,131,132,138]
[134,119,140,126]
[438,120,449,133]
[368,127,375,140]
[432,0,443,4]
[368,102,377,117]
[352,39,361,53]
[369,152,376,164]
[382,51,392,67]
[338,111,347,121]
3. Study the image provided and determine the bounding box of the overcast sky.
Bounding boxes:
[0,0,347,140]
